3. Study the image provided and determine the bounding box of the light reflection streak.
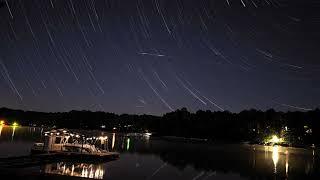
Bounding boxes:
[272,146,279,173]
[40,128,43,137]
[126,138,130,150]
[0,125,3,136]
[285,150,289,176]
[251,147,256,169]
[112,133,115,149]
[71,165,74,176]
[264,146,268,159]
[11,126,16,141]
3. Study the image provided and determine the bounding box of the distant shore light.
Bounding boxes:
[267,135,284,144]
[12,122,19,127]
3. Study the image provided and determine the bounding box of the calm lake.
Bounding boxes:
[0,126,319,179]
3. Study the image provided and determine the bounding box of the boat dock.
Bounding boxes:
[0,129,120,170]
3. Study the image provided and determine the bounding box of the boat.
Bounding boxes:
[31,129,119,162]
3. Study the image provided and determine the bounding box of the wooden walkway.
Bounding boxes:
[0,152,120,169]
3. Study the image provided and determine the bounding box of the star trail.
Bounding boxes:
[0,0,319,114]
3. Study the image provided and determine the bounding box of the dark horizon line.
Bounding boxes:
[1,106,319,116]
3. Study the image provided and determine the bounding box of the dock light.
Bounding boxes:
[144,132,152,136]
[12,122,18,127]
[272,135,280,143]
[268,135,284,144]
[0,120,4,125]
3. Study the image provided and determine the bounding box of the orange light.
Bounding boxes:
[0,120,4,125]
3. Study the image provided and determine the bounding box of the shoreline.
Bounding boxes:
[10,126,319,150]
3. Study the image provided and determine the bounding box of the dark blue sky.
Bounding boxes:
[0,0,319,114]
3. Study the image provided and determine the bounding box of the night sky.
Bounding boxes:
[0,0,319,115]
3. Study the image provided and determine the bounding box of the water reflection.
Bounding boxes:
[11,126,16,141]
[43,162,105,179]
[0,126,319,180]
[0,125,3,136]
[111,133,115,150]
[272,145,279,173]
[126,137,130,150]
[285,150,289,176]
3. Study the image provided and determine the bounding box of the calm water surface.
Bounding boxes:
[0,126,319,180]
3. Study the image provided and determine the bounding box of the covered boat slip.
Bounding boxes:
[32,129,111,153]
[0,129,119,169]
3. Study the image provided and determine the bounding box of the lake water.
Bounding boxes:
[0,126,319,179]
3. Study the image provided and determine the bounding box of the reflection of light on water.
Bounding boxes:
[89,168,94,178]
[82,167,88,177]
[40,128,43,137]
[71,165,74,176]
[11,126,16,140]
[95,166,104,179]
[272,146,279,173]
[0,125,3,136]
[112,133,115,149]
[44,162,104,179]
[126,138,130,150]
[285,150,289,176]
[252,146,256,168]
[264,146,268,159]
[63,164,66,174]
